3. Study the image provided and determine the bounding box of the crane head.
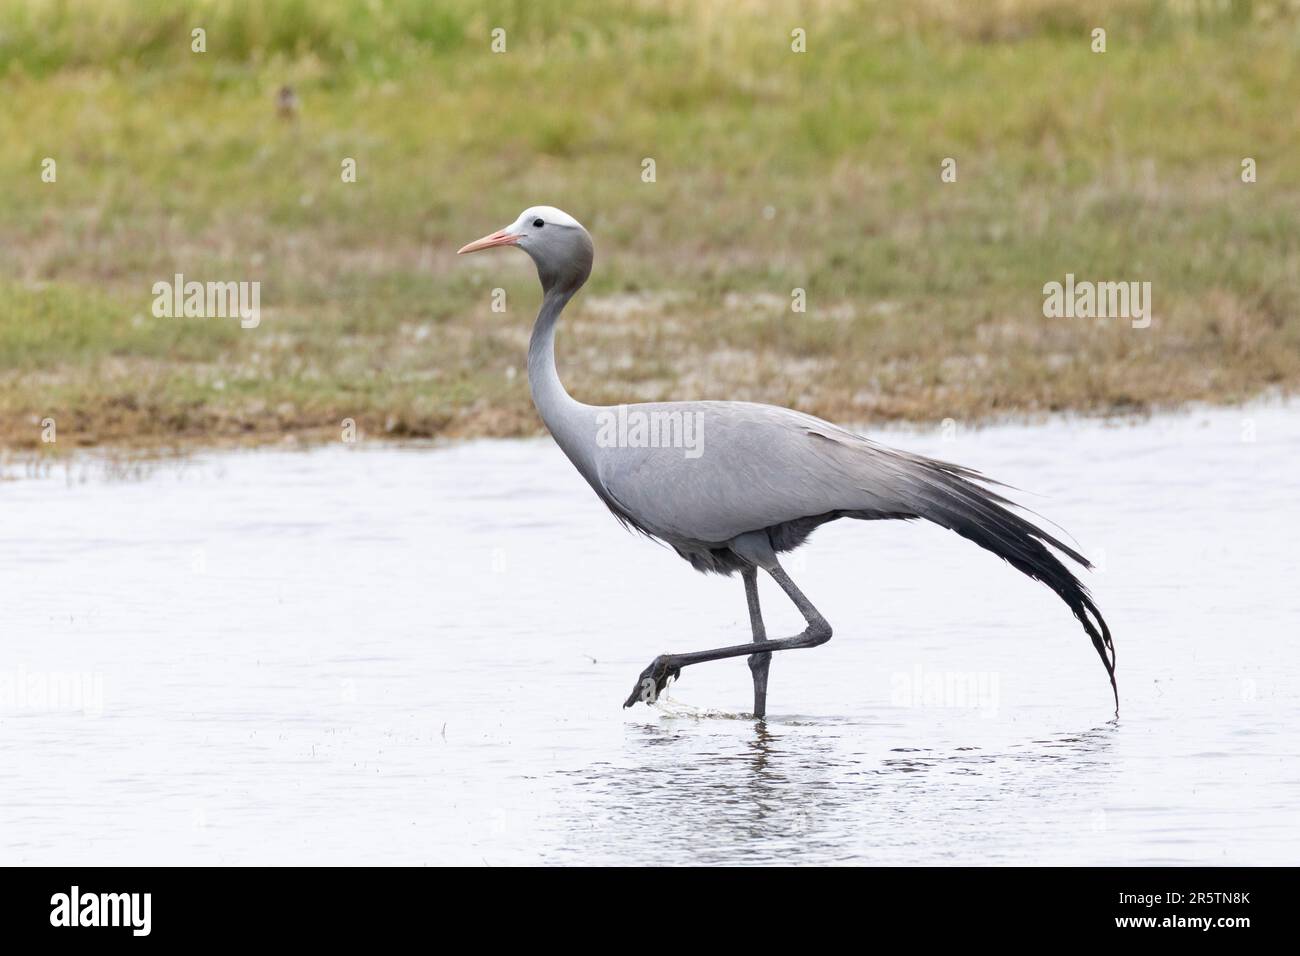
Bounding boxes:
[458,206,593,295]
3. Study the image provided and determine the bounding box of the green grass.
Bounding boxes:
[1,0,1299,449]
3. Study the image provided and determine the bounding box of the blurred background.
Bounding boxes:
[4,2,1299,868]
[1,0,1297,450]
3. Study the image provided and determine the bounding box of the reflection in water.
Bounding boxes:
[548,719,1119,864]
[2,403,1297,864]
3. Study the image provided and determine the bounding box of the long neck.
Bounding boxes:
[528,289,578,417]
[528,289,596,472]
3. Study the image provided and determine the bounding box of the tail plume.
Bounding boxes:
[904,455,1118,710]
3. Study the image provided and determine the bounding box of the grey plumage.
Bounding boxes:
[458,206,1117,716]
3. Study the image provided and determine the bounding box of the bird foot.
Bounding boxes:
[623,655,681,708]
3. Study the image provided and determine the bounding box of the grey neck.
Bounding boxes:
[528,288,597,476]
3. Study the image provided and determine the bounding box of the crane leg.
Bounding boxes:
[623,556,831,709]
[743,566,771,719]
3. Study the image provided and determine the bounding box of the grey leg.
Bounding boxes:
[743,566,771,719]
[624,561,832,708]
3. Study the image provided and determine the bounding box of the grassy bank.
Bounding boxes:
[1,0,1298,450]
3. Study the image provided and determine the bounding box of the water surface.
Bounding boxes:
[2,403,1297,864]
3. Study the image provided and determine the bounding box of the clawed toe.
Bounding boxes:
[623,655,681,708]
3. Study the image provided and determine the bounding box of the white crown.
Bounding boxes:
[515,206,584,229]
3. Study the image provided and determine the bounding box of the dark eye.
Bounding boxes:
[532,218,544,228]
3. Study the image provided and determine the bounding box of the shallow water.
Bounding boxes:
[2,402,1297,865]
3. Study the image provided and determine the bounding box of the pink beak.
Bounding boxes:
[457,228,520,255]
